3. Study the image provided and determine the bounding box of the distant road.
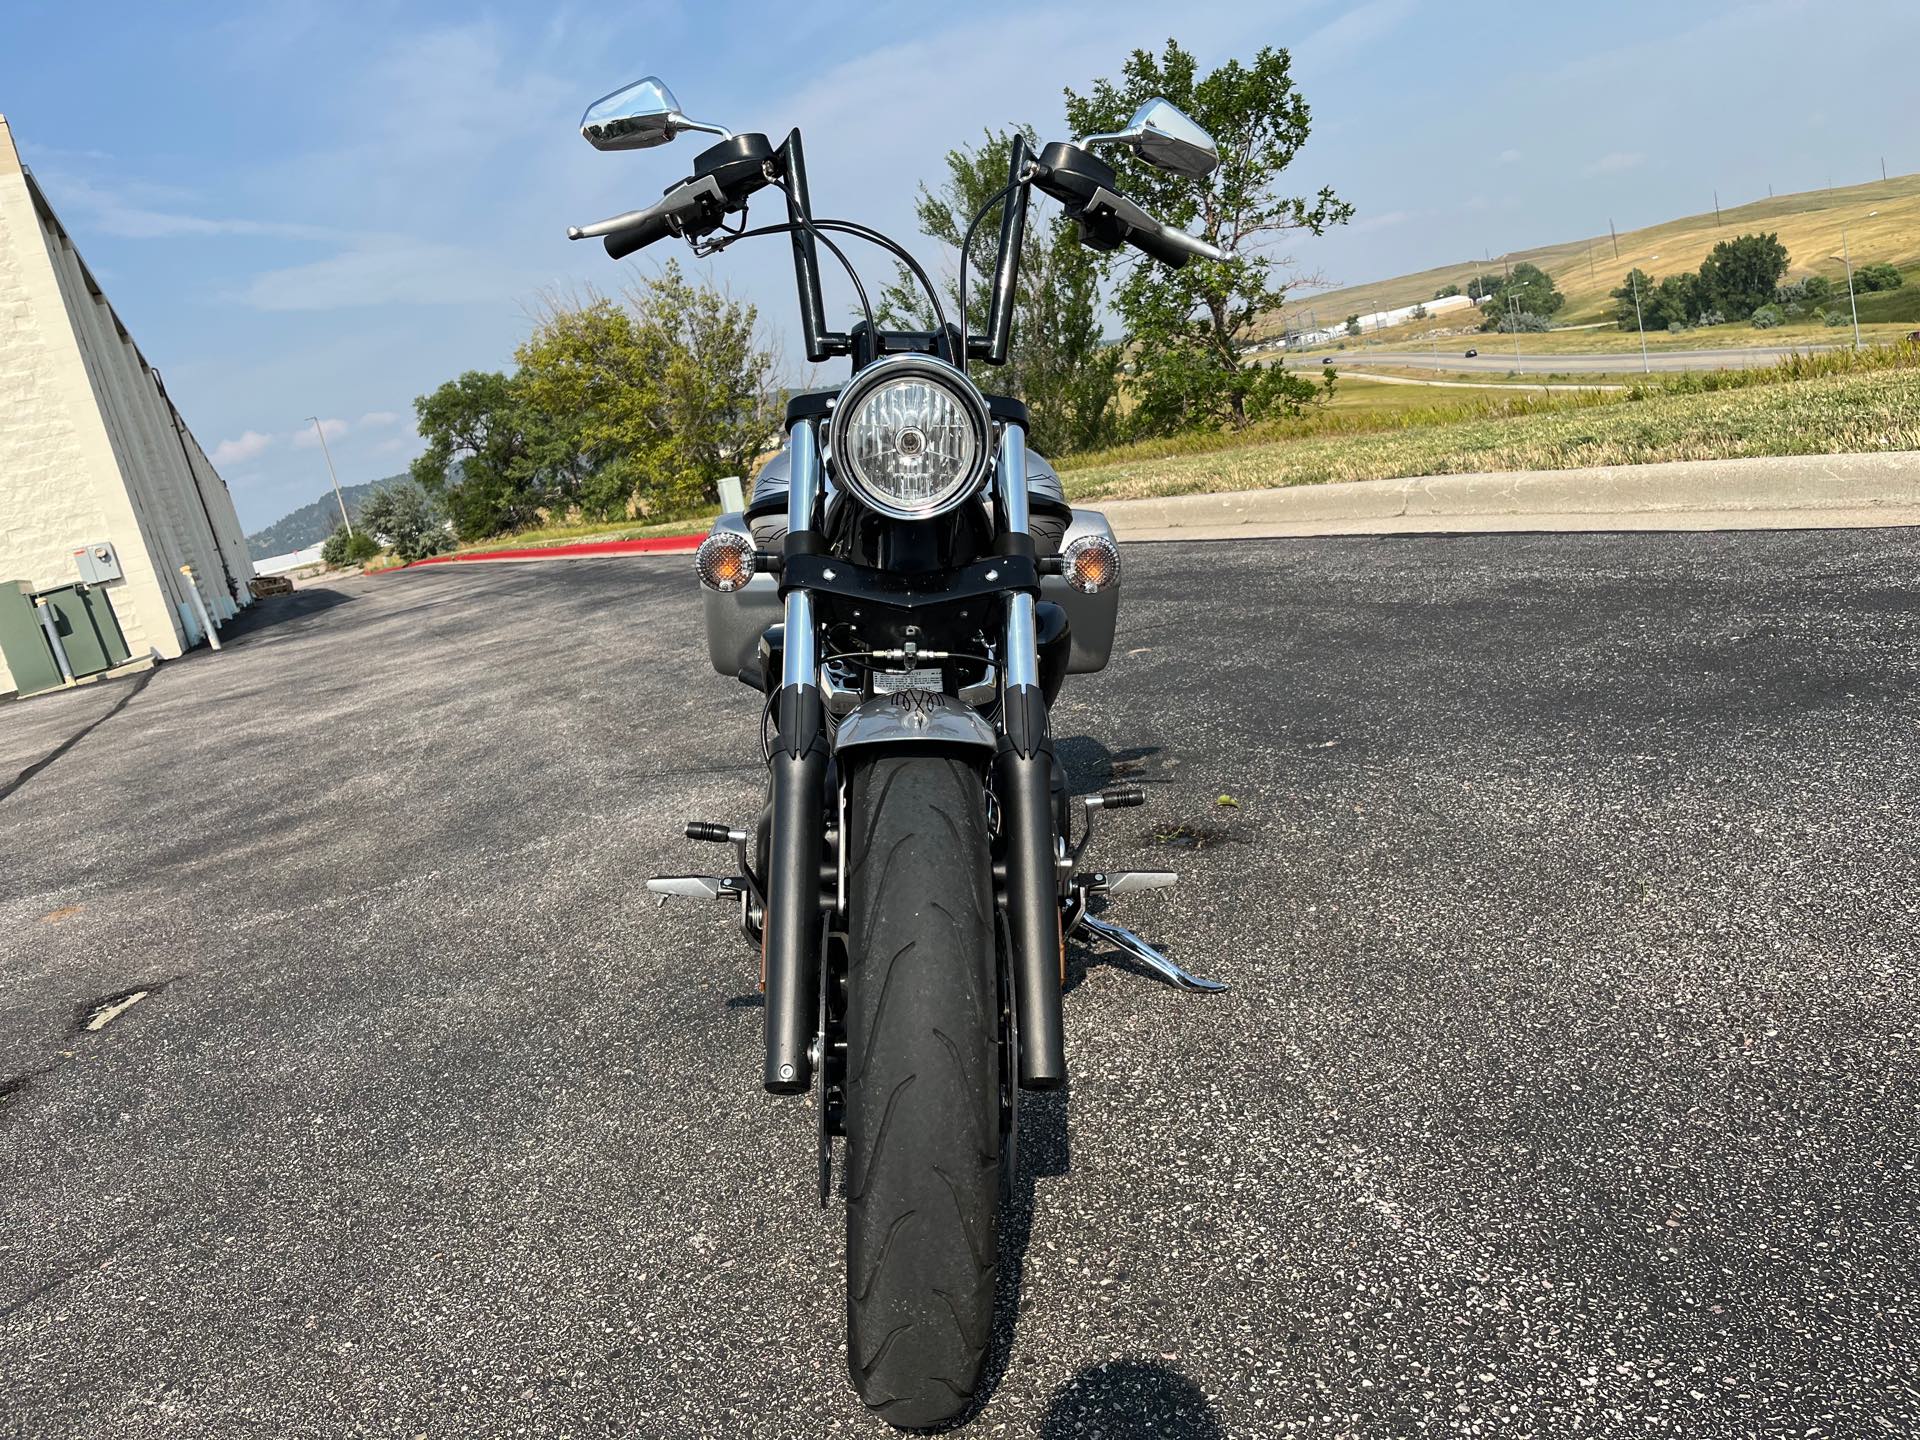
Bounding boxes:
[1281,344,1841,375]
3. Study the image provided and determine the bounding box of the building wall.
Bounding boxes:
[0,115,253,696]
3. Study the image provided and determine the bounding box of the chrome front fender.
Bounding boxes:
[832,691,998,758]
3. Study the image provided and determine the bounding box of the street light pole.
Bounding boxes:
[1629,269,1650,374]
[1832,229,1862,352]
[305,416,353,536]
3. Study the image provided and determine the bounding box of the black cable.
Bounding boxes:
[761,180,876,338]
[708,215,946,340]
[805,220,948,341]
[957,177,1025,368]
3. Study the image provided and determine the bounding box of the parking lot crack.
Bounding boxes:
[0,669,156,806]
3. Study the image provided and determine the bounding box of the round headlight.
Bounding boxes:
[829,357,991,520]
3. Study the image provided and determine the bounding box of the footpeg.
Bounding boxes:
[647,875,748,902]
[685,820,748,844]
[1081,915,1227,993]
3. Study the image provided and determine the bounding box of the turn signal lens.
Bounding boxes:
[1061,533,1120,594]
[695,530,757,592]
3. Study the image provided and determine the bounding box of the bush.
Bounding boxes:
[1749,304,1784,329]
[358,482,453,562]
[1855,262,1904,293]
[1666,318,1690,333]
[1777,276,1832,306]
[1693,308,1727,329]
[1822,309,1851,327]
[320,526,380,569]
[1490,310,1553,333]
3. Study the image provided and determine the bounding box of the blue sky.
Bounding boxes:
[3,0,1915,531]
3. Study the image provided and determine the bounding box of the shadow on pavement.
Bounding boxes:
[1038,1359,1223,1438]
[216,588,355,647]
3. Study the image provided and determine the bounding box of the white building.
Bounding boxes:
[1286,291,1484,349]
[0,115,253,697]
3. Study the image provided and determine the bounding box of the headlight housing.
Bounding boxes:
[828,356,992,520]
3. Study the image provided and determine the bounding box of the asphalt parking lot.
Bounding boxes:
[2,530,1917,1439]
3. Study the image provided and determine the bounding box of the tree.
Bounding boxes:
[359,481,452,562]
[1610,269,1656,330]
[411,371,544,538]
[1855,262,1904,293]
[1064,39,1352,432]
[1478,262,1563,331]
[1344,315,1361,337]
[877,127,1118,456]
[514,267,782,521]
[1411,302,1428,320]
[1697,232,1789,319]
[1433,284,1461,300]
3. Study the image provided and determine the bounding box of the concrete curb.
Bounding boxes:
[378,534,704,570]
[1094,452,1920,540]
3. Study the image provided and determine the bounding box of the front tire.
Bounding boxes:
[843,753,1000,1427]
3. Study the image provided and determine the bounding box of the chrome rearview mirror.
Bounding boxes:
[1080,98,1219,179]
[579,76,732,152]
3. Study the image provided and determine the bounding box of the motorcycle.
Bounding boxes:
[569,76,1228,1427]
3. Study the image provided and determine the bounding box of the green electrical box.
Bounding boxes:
[37,583,130,676]
[0,581,64,696]
[0,581,132,697]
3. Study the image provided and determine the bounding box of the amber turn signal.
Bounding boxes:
[695,530,757,592]
[1061,533,1120,594]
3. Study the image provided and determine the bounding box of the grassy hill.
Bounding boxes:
[1268,173,1920,338]
[245,479,394,560]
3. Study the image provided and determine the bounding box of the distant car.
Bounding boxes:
[1464,347,1479,358]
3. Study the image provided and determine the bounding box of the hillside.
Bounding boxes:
[245,479,392,559]
[1267,172,1920,338]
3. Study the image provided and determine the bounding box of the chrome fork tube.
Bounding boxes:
[764,418,828,1094]
[781,419,821,690]
[995,419,1066,1089]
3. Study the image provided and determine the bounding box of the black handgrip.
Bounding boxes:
[685,820,734,843]
[1098,785,1147,809]
[605,210,674,260]
[1124,223,1193,270]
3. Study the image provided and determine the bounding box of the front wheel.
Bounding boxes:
[843,752,1000,1427]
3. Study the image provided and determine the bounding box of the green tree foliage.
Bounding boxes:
[320,526,380,568]
[1344,314,1361,336]
[1478,263,1564,331]
[1854,261,1904,293]
[1610,268,1656,330]
[877,127,1118,456]
[1433,284,1461,299]
[410,371,545,538]
[358,481,452,562]
[1697,232,1789,318]
[412,268,781,537]
[1064,39,1352,433]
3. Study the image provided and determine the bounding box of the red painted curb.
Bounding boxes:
[376,533,704,572]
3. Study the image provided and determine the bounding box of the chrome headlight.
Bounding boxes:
[828,356,992,520]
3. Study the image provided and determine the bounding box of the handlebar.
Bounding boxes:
[568,173,732,259]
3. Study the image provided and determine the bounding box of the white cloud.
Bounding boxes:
[1585,151,1646,176]
[239,242,530,311]
[1301,0,1417,66]
[211,430,274,466]
[1351,209,1412,233]
[357,410,401,428]
[30,173,334,242]
[293,417,349,447]
[1498,148,1523,165]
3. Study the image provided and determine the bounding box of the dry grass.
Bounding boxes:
[1274,172,1920,337]
[1058,346,1920,503]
